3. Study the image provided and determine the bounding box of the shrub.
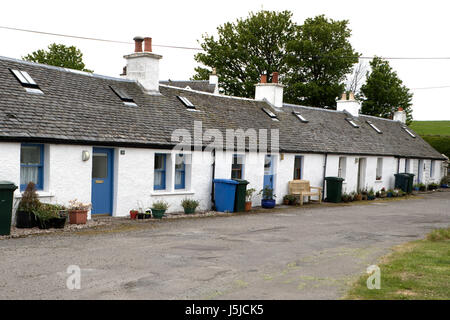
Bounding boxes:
[33,204,60,221]
[152,200,169,211]
[259,186,276,200]
[181,198,200,210]
[68,199,91,211]
[427,228,450,241]
[245,188,256,202]
[18,182,41,212]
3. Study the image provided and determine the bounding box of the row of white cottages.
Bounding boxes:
[0,37,446,218]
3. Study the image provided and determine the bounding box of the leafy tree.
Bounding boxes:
[360,57,413,124]
[192,10,298,98]
[284,15,360,108]
[23,43,93,72]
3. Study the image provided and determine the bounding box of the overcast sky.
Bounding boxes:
[1,0,449,121]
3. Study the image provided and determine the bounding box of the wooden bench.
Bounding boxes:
[288,180,322,205]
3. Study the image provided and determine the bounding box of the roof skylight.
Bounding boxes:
[402,126,416,138]
[346,118,359,128]
[110,86,137,106]
[262,108,279,121]
[177,96,195,109]
[10,69,43,94]
[293,111,308,123]
[366,120,382,134]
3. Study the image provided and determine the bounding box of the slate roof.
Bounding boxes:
[159,80,216,93]
[0,56,445,160]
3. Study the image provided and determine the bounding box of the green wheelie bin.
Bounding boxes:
[0,181,18,236]
[394,173,409,193]
[405,173,415,193]
[232,179,249,212]
[324,177,344,203]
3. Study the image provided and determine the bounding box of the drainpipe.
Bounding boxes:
[211,149,216,210]
[397,158,400,174]
[322,153,328,199]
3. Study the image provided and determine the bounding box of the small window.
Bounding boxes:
[338,157,346,180]
[175,154,186,189]
[376,158,383,180]
[294,155,303,180]
[293,111,308,123]
[231,154,244,179]
[262,108,279,121]
[177,96,195,109]
[402,126,416,138]
[10,69,43,94]
[154,154,166,190]
[346,118,359,128]
[20,144,44,190]
[430,160,435,178]
[405,159,411,172]
[110,86,137,106]
[366,120,382,134]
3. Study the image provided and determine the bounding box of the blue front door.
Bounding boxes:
[264,155,274,190]
[91,148,114,215]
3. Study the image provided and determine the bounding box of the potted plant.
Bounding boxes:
[129,209,138,220]
[354,192,362,201]
[15,182,41,228]
[34,204,59,229]
[181,198,200,214]
[283,195,290,205]
[151,200,169,219]
[386,189,394,197]
[361,189,368,201]
[245,188,256,211]
[368,189,375,200]
[418,183,426,192]
[259,186,276,209]
[379,187,387,198]
[51,205,68,228]
[341,193,350,203]
[68,199,91,224]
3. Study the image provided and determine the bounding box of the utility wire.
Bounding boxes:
[410,85,450,90]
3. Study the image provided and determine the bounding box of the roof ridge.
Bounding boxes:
[0,55,134,83]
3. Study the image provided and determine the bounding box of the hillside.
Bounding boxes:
[410,121,450,158]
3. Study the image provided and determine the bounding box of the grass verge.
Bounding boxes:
[346,227,450,300]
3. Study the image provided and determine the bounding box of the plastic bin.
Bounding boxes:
[324,176,344,203]
[0,181,18,236]
[405,173,415,193]
[213,179,239,212]
[394,173,409,193]
[232,179,249,212]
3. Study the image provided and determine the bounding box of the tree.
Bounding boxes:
[360,57,413,124]
[23,43,93,72]
[345,61,367,97]
[284,15,360,108]
[192,10,298,98]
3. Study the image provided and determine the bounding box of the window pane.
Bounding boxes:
[294,156,302,179]
[175,154,184,170]
[154,171,163,186]
[264,155,272,175]
[175,171,183,185]
[92,153,108,178]
[155,154,165,170]
[21,145,41,165]
[20,166,38,186]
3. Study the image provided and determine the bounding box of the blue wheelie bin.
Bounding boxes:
[213,179,239,212]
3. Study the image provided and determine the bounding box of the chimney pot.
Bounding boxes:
[144,37,152,52]
[341,92,347,101]
[272,72,279,84]
[133,36,144,53]
[260,74,267,83]
[398,107,404,111]
[349,92,355,100]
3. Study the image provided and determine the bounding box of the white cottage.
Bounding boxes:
[0,36,446,219]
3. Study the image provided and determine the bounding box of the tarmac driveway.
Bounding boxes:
[0,191,448,299]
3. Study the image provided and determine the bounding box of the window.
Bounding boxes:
[376,158,383,180]
[262,108,279,121]
[175,154,186,189]
[366,120,382,134]
[10,69,43,94]
[338,157,346,180]
[231,154,244,179]
[20,144,44,190]
[430,160,435,178]
[294,156,303,180]
[293,111,308,123]
[402,126,416,138]
[92,153,108,179]
[154,154,166,190]
[405,159,411,173]
[346,118,359,128]
[177,96,195,109]
[110,86,137,106]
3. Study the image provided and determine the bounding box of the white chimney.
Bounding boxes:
[255,72,284,108]
[393,107,407,124]
[336,92,361,117]
[123,36,162,94]
[209,68,219,94]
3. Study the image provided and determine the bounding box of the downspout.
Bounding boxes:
[397,157,400,174]
[322,153,328,199]
[211,149,216,210]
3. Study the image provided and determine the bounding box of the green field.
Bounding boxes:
[410,121,450,136]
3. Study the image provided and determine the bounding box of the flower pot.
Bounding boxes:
[283,200,289,205]
[368,195,375,200]
[355,194,362,201]
[244,201,252,212]
[15,210,37,228]
[137,213,145,219]
[130,211,138,220]
[183,208,196,215]
[261,199,276,209]
[50,216,67,229]
[151,209,166,219]
[69,210,88,225]
[387,192,393,198]
[36,217,52,229]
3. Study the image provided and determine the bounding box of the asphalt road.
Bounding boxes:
[0,191,448,300]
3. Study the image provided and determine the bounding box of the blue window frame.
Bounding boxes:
[175,154,186,189]
[154,154,166,190]
[20,143,44,191]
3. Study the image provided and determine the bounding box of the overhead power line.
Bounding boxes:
[410,85,450,90]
